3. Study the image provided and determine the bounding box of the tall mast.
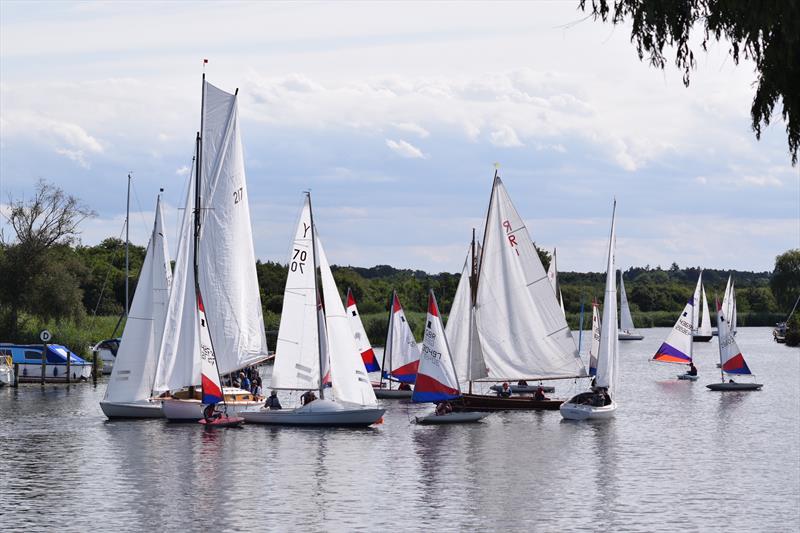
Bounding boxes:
[689,272,698,366]
[467,227,477,394]
[380,291,393,390]
[307,192,325,400]
[125,172,131,317]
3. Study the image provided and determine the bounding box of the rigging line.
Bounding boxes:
[130,180,150,238]
[87,218,128,331]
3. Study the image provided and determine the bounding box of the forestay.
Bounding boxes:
[271,198,321,391]
[317,236,377,406]
[412,291,461,403]
[474,177,586,380]
[346,289,380,372]
[385,291,421,383]
[594,201,618,392]
[104,196,172,403]
[444,247,487,384]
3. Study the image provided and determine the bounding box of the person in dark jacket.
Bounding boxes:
[264,390,282,410]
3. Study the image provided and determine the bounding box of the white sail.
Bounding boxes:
[346,289,379,372]
[197,81,268,373]
[384,291,421,382]
[691,273,703,331]
[595,201,619,392]
[730,282,738,333]
[271,198,321,391]
[589,301,601,376]
[698,285,712,336]
[474,177,586,380]
[444,246,487,384]
[317,236,377,406]
[546,249,566,317]
[619,272,637,333]
[154,178,201,392]
[716,289,752,375]
[652,273,700,366]
[105,196,172,403]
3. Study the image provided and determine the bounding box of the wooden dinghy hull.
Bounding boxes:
[706,382,763,391]
[489,384,555,394]
[451,393,563,411]
[416,411,489,424]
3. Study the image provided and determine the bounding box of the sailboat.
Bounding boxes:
[346,289,381,372]
[413,290,489,424]
[547,248,566,317]
[707,292,763,391]
[618,272,643,340]
[242,194,385,427]
[100,194,172,418]
[375,290,420,399]
[560,200,618,420]
[713,275,738,337]
[450,171,586,412]
[692,281,713,342]
[651,271,702,380]
[155,76,269,420]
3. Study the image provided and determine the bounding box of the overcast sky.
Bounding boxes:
[1,1,797,274]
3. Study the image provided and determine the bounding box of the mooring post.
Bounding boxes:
[66,346,71,385]
[92,350,98,385]
[13,363,19,388]
[40,342,47,386]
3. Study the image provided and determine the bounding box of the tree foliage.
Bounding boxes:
[770,248,800,309]
[580,0,800,164]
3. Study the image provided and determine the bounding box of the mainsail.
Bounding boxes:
[384,291,420,383]
[698,285,712,336]
[346,289,380,372]
[154,79,268,392]
[412,291,461,403]
[619,273,637,333]
[652,272,702,365]
[271,198,321,391]
[474,176,586,380]
[589,300,601,377]
[594,201,619,392]
[716,291,752,375]
[547,248,566,317]
[104,196,172,404]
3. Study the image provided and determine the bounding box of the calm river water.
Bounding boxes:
[1,327,798,532]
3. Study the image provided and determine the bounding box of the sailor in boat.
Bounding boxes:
[203,404,222,423]
[435,401,453,416]
[533,387,548,401]
[687,362,698,376]
[517,380,529,387]
[300,390,317,405]
[496,382,512,397]
[264,390,282,410]
[398,382,411,391]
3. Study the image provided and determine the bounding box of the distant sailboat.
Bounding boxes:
[413,291,489,424]
[618,272,643,340]
[713,275,738,337]
[693,282,713,342]
[707,289,763,391]
[652,272,703,380]
[561,200,618,420]
[242,194,385,427]
[375,290,420,399]
[547,248,566,317]
[100,194,172,419]
[346,289,380,372]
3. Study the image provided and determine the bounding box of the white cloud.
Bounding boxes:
[385,139,426,159]
[393,122,430,138]
[175,165,190,176]
[55,147,90,168]
[740,175,782,188]
[489,125,523,148]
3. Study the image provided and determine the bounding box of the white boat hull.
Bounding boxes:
[560,400,617,420]
[0,366,12,386]
[161,398,263,421]
[242,399,385,427]
[100,400,164,419]
[416,411,489,424]
[677,373,699,381]
[16,363,93,381]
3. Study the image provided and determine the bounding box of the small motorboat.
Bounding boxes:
[560,391,617,420]
[706,382,762,391]
[198,415,245,428]
[677,373,699,381]
[416,411,489,424]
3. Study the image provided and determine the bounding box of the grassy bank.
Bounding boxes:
[5,314,124,357]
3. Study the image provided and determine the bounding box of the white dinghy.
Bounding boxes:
[707,286,762,391]
[414,291,489,425]
[100,194,172,418]
[374,291,420,399]
[242,194,385,427]
[561,200,619,421]
[154,77,269,420]
[618,272,643,340]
